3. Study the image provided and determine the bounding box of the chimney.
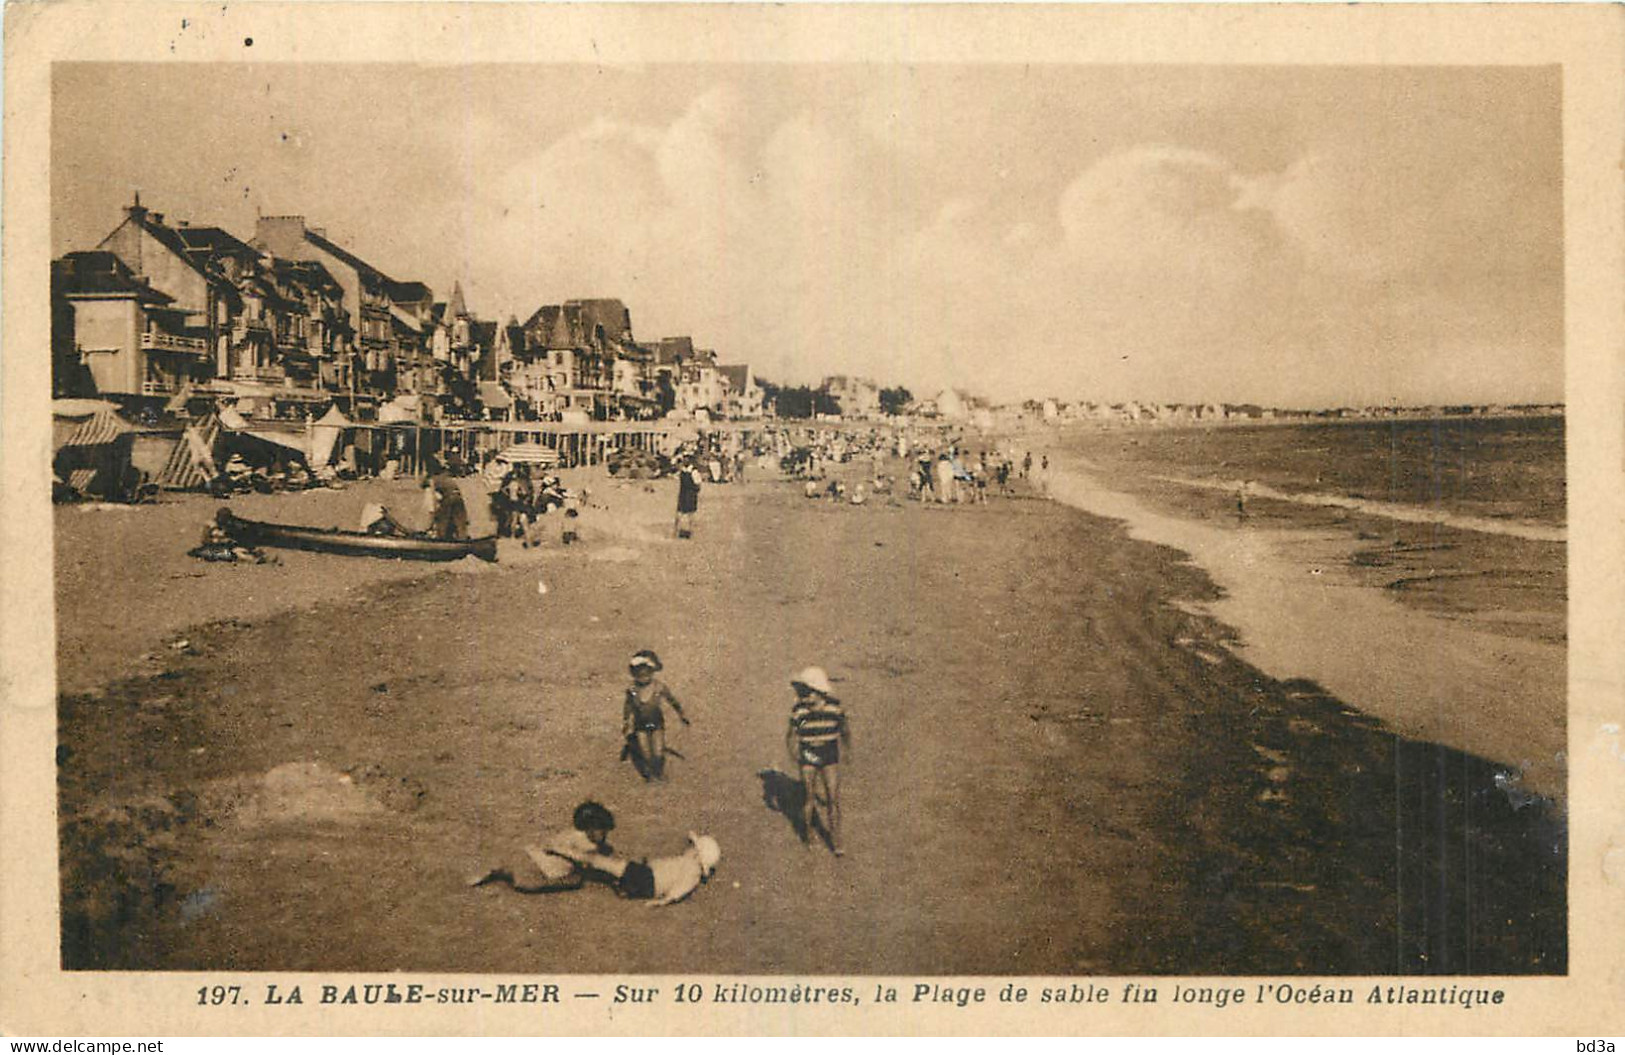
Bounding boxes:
[126,191,146,221]
[150,213,165,225]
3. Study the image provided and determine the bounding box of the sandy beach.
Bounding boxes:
[54,448,1565,975]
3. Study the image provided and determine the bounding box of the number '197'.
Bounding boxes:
[197,985,245,1005]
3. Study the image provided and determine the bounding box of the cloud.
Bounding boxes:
[1056,146,1282,286]
[456,91,1558,406]
[52,64,1562,406]
[465,88,913,384]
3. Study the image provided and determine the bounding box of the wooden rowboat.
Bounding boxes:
[218,508,498,563]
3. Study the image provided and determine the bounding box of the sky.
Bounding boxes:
[52,63,1563,406]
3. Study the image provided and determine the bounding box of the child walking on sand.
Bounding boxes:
[786,666,850,856]
[622,650,690,781]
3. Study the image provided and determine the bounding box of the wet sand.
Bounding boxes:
[55,457,1565,974]
[1040,433,1567,802]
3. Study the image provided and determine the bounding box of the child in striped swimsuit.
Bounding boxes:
[785,666,850,856]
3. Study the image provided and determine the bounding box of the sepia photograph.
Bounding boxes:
[5,1,1624,1038]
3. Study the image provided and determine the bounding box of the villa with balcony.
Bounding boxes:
[52,251,215,406]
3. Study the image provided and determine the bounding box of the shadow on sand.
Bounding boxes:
[760,767,842,851]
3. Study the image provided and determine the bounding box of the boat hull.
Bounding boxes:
[219,510,498,563]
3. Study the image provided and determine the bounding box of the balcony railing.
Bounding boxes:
[231,365,286,383]
[141,331,209,355]
[231,319,272,343]
[140,380,178,395]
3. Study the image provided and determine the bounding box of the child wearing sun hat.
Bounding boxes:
[621,649,691,782]
[786,666,850,856]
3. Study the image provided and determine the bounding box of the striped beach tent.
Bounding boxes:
[52,402,137,499]
[496,444,560,468]
[61,406,133,448]
[153,415,222,491]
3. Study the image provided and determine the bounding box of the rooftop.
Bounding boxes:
[54,250,176,304]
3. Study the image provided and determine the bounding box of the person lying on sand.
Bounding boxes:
[189,510,274,564]
[467,800,627,893]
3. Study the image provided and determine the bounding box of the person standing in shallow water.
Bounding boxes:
[674,462,702,539]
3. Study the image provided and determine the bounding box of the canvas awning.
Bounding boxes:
[217,405,309,457]
[496,445,559,466]
[52,399,122,418]
[478,383,513,410]
[239,428,309,456]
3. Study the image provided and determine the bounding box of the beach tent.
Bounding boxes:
[152,413,223,491]
[51,400,139,499]
[308,405,354,466]
[495,444,560,468]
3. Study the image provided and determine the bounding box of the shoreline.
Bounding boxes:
[1139,472,1563,543]
[1038,452,1566,803]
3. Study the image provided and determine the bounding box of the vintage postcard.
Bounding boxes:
[3,1,1623,1038]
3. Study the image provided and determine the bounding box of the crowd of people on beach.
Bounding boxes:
[187,417,1054,566]
[489,464,582,547]
[774,425,1047,508]
[190,422,1051,899]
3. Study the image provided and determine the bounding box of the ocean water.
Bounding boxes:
[1061,416,1566,527]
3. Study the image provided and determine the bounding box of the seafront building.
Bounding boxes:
[52,198,769,430]
[51,250,208,401]
[52,197,1542,476]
